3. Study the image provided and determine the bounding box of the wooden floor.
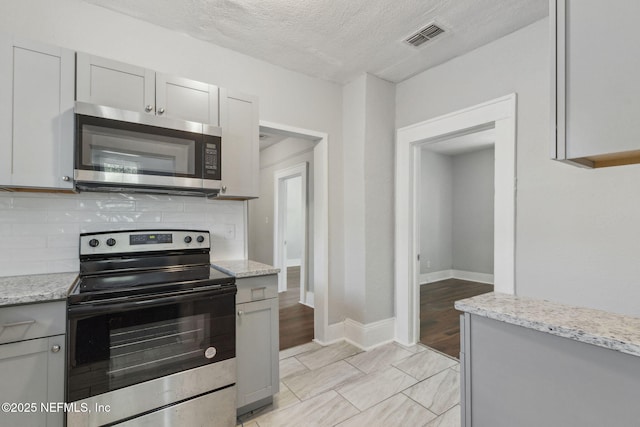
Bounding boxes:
[278,270,492,356]
[420,278,493,358]
[279,266,314,350]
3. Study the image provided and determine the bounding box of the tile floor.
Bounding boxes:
[237,341,461,427]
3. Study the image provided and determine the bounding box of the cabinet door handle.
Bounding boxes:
[237,310,244,317]
[221,185,227,193]
[145,105,154,113]
[62,176,71,181]
[1,319,35,329]
[157,107,165,115]
[51,345,61,353]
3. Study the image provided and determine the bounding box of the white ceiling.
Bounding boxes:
[84,0,548,84]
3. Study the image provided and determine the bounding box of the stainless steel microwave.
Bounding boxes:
[74,102,221,197]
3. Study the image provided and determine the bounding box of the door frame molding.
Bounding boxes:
[274,162,308,305]
[394,94,517,345]
[259,120,329,343]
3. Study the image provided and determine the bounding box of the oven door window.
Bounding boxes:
[67,291,234,402]
[76,116,202,178]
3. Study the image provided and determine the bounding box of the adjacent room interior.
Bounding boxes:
[419,129,496,358]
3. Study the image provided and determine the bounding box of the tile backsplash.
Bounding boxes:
[0,191,246,277]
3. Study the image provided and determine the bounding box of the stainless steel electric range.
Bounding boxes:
[66,229,236,427]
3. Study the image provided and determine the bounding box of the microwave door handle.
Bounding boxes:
[68,287,233,317]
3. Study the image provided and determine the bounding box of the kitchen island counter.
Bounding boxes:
[0,272,77,307]
[456,291,640,357]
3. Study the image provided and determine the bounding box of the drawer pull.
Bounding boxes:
[237,310,244,317]
[51,345,61,353]
[1,320,36,329]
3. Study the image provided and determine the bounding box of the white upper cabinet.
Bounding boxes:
[77,54,219,126]
[552,0,640,168]
[0,35,74,189]
[76,53,154,114]
[218,89,259,199]
[156,73,219,126]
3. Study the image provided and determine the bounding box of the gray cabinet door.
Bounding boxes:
[0,36,74,189]
[236,297,279,408]
[76,53,155,114]
[219,88,259,199]
[0,335,65,427]
[156,73,219,126]
[553,0,640,167]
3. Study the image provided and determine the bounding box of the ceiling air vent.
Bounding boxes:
[404,23,445,47]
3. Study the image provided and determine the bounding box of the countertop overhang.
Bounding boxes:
[0,272,78,307]
[456,292,640,357]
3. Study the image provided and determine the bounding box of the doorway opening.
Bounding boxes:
[395,94,517,346]
[418,128,496,357]
[248,121,329,350]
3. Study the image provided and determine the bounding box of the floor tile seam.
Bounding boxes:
[401,390,440,418]
[327,392,362,427]
[393,360,456,382]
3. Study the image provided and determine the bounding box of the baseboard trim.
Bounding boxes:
[420,269,494,285]
[314,321,344,346]
[301,291,314,308]
[344,317,396,351]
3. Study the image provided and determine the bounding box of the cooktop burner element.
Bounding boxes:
[68,229,235,304]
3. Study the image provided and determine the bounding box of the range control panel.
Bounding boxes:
[80,230,210,255]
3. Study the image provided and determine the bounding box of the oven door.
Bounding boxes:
[66,285,235,403]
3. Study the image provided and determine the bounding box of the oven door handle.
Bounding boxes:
[68,286,235,317]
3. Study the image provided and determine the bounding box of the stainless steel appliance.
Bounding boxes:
[67,229,236,426]
[74,102,221,197]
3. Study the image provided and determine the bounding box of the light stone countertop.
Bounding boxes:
[455,292,640,358]
[0,272,78,307]
[211,260,280,278]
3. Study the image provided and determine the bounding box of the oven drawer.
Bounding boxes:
[115,386,235,427]
[0,301,65,344]
[236,275,277,304]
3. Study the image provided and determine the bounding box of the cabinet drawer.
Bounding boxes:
[0,301,65,344]
[236,275,277,304]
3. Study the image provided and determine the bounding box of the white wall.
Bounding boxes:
[248,137,314,290]
[452,148,494,274]
[398,17,640,317]
[0,192,244,276]
[342,73,395,324]
[0,0,344,322]
[285,176,303,265]
[420,150,453,274]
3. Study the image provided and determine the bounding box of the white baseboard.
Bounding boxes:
[420,269,494,285]
[314,321,345,346]
[301,291,314,308]
[344,317,396,351]
[420,269,454,284]
[454,270,494,284]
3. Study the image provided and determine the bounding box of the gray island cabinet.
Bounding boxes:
[211,260,280,416]
[456,293,640,427]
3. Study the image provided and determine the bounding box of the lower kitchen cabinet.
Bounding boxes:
[235,275,279,414]
[0,301,65,427]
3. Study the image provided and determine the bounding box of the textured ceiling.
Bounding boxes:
[84,0,548,84]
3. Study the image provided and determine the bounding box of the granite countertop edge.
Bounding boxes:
[455,292,640,358]
[0,272,78,307]
[211,259,280,278]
